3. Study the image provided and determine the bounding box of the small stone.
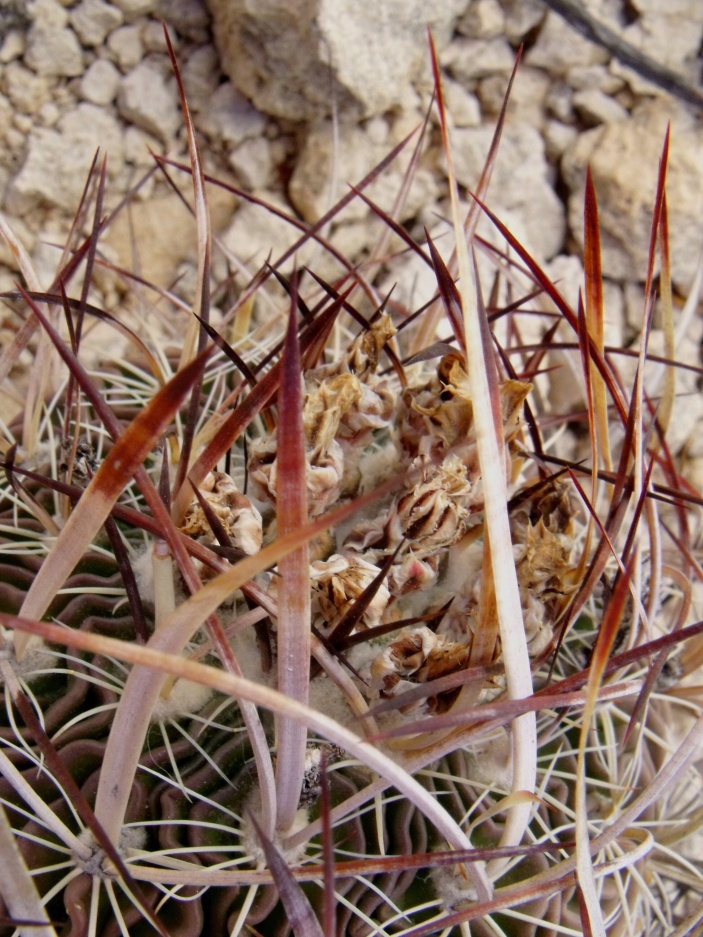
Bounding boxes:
[3,61,50,113]
[107,22,142,70]
[562,99,703,291]
[181,44,220,111]
[290,118,437,226]
[13,112,32,134]
[141,18,168,51]
[0,29,26,63]
[526,10,610,74]
[159,0,210,42]
[118,60,180,143]
[70,0,123,46]
[573,88,629,126]
[450,122,566,262]
[36,100,60,126]
[228,136,272,190]
[27,0,68,29]
[501,0,545,43]
[443,79,481,128]
[197,81,267,146]
[24,25,84,76]
[544,81,573,122]
[80,57,120,104]
[567,64,625,95]
[543,119,578,160]
[457,0,505,39]
[124,124,161,167]
[442,37,516,84]
[7,102,125,213]
[110,0,157,15]
[478,65,549,121]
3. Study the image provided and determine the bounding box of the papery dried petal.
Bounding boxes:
[369,626,470,714]
[310,553,390,632]
[179,471,263,555]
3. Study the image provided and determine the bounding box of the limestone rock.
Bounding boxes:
[442,36,516,84]
[500,0,545,44]
[181,43,220,111]
[70,0,123,47]
[450,122,566,261]
[7,103,125,213]
[197,81,266,147]
[80,56,121,104]
[526,9,610,75]
[107,22,143,70]
[24,24,83,76]
[457,0,505,39]
[118,60,180,143]
[609,0,703,95]
[206,0,468,121]
[572,88,629,125]
[289,117,437,226]
[562,100,703,290]
[3,61,51,114]
[160,0,211,42]
[111,0,158,16]
[228,136,272,191]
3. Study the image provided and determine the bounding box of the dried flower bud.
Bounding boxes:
[396,455,474,554]
[369,626,470,714]
[310,553,390,632]
[179,472,263,555]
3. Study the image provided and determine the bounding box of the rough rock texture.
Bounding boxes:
[6,103,125,213]
[562,100,703,291]
[451,122,566,262]
[206,0,467,120]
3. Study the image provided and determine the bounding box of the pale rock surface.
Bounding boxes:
[443,79,481,128]
[111,0,158,17]
[526,9,610,74]
[609,0,703,95]
[457,0,505,39]
[442,36,516,84]
[572,88,629,125]
[228,136,272,191]
[24,24,83,76]
[562,101,703,291]
[181,44,220,111]
[289,117,437,227]
[118,60,180,143]
[3,61,51,113]
[450,121,566,261]
[220,193,302,274]
[206,0,468,120]
[80,57,121,104]
[196,81,266,147]
[27,0,68,30]
[543,119,578,160]
[161,0,210,42]
[124,124,161,169]
[478,65,550,123]
[70,0,123,47]
[106,182,236,287]
[0,29,26,63]
[107,22,143,70]
[567,65,625,95]
[7,103,125,213]
[501,0,545,44]
[141,19,169,52]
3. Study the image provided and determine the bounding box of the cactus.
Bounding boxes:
[0,34,701,937]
